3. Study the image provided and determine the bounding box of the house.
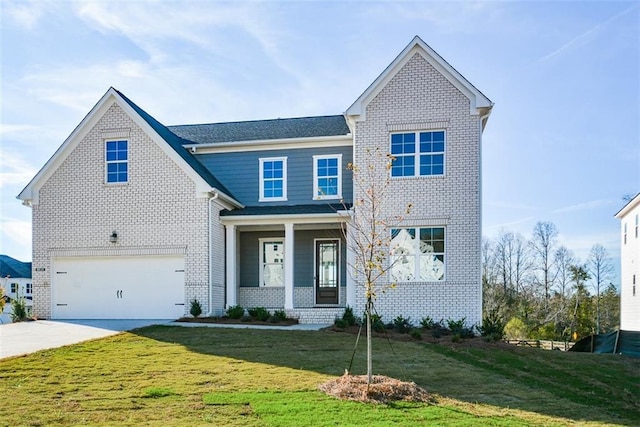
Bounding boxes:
[615,193,640,331]
[18,36,492,324]
[0,255,33,322]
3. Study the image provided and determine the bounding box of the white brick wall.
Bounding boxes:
[619,197,640,331]
[351,53,483,327]
[32,103,212,318]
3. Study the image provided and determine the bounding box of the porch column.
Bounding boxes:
[346,223,356,308]
[225,224,237,308]
[284,222,294,310]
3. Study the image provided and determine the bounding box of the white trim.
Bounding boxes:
[345,36,493,122]
[313,238,341,306]
[390,226,446,283]
[259,157,288,202]
[184,135,352,154]
[312,154,342,200]
[220,212,349,227]
[390,130,446,178]
[104,138,129,184]
[284,224,295,309]
[225,224,237,308]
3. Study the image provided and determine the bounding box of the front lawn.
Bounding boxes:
[1,325,638,426]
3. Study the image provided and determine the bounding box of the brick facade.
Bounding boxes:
[31,103,213,318]
[350,53,483,327]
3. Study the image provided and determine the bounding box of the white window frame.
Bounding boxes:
[390,130,446,178]
[259,157,288,202]
[26,283,32,294]
[389,227,446,282]
[105,139,129,184]
[313,154,342,200]
[259,238,285,287]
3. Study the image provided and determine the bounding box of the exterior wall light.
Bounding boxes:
[110,231,118,243]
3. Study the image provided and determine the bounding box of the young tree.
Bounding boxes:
[569,264,591,340]
[342,147,411,385]
[587,244,615,334]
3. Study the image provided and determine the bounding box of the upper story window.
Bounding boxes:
[10,283,18,294]
[259,157,287,201]
[26,283,32,294]
[390,131,445,177]
[313,154,342,200]
[105,140,128,183]
[390,227,445,282]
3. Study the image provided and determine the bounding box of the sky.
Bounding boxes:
[1,0,638,287]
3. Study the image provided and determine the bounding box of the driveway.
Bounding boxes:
[0,319,169,359]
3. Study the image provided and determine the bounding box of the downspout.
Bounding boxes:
[208,192,219,316]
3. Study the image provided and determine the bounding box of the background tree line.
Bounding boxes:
[482,221,619,342]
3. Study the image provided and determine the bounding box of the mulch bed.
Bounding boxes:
[175,317,299,326]
[319,373,434,404]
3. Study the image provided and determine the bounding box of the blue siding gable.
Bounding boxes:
[196,146,353,206]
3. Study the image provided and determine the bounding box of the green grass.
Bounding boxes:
[0,325,638,426]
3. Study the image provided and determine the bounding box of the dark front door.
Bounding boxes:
[315,239,339,305]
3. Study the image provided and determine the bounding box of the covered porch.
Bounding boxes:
[221,205,354,323]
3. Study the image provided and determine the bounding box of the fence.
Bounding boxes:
[505,340,572,351]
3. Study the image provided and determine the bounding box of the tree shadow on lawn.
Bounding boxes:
[130,324,640,426]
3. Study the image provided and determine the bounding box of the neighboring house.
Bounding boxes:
[18,36,493,324]
[0,255,33,322]
[615,193,640,331]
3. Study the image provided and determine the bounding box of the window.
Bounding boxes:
[105,140,128,183]
[260,239,284,286]
[636,214,638,238]
[259,157,287,201]
[26,283,32,294]
[390,131,445,177]
[390,227,445,282]
[624,223,627,245]
[313,155,342,200]
[10,283,18,294]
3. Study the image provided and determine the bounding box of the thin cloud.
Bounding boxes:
[553,199,616,214]
[537,3,638,63]
[0,151,38,188]
[0,218,32,260]
[3,0,50,30]
[484,216,536,233]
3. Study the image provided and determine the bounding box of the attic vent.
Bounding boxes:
[102,128,131,139]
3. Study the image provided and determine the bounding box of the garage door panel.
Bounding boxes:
[53,256,185,319]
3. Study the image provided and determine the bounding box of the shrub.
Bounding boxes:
[334,318,348,329]
[409,328,422,340]
[11,297,29,322]
[371,314,385,333]
[420,316,435,329]
[504,317,528,340]
[248,307,271,322]
[446,317,474,339]
[189,299,202,318]
[342,306,358,326]
[392,316,413,334]
[271,309,288,322]
[226,305,245,319]
[478,310,505,341]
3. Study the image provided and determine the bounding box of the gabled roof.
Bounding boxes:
[0,255,32,279]
[615,193,640,219]
[17,88,241,208]
[113,89,236,199]
[346,35,493,126]
[168,115,350,145]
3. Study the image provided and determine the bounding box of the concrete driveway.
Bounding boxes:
[0,319,169,360]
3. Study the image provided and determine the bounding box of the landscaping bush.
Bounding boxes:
[226,305,245,319]
[270,309,288,323]
[11,297,29,322]
[189,299,202,318]
[342,306,358,326]
[248,307,271,322]
[409,328,422,340]
[392,315,413,334]
[446,317,475,338]
[420,316,435,329]
[478,310,505,341]
[504,317,528,340]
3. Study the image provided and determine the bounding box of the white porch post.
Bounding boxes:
[225,224,237,308]
[284,222,294,310]
[346,222,356,308]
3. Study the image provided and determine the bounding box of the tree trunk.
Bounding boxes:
[366,297,372,386]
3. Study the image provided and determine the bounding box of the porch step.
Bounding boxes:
[292,308,346,324]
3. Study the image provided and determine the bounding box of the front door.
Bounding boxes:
[315,239,339,305]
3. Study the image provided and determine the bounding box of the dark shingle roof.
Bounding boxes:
[0,255,32,278]
[114,89,236,199]
[220,203,351,217]
[167,115,350,145]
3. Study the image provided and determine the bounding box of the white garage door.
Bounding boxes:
[52,256,185,319]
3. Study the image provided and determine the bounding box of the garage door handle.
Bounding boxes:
[175,303,185,306]
[56,304,68,306]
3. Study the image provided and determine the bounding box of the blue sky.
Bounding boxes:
[1,0,638,286]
